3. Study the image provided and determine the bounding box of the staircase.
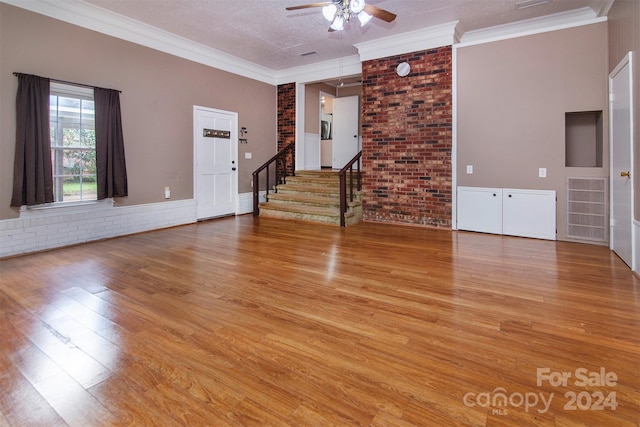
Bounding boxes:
[258,170,363,226]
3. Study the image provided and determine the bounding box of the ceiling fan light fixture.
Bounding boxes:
[330,15,344,31]
[357,10,372,26]
[322,3,337,21]
[350,0,366,14]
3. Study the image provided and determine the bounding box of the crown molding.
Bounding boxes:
[595,0,616,17]
[354,21,460,62]
[458,7,606,47]
[275,55,362,86]
[1,0,277,85]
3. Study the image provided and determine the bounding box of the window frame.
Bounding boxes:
[49,82,97,204]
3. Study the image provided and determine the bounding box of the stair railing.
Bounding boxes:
[338,151,362,227]
[252,143,295,217]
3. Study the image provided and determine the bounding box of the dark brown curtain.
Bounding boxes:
[10,74,53,207]
[95,88,128,199]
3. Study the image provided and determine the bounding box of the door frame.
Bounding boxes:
[608,52,635,270]
[193,105,239,219]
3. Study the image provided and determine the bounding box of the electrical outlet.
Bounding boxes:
[466,165,473,174]
[164,186,171,199]
[539,168,547,178]
[245,152,252,159]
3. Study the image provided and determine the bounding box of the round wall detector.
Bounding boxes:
[396,62,410,77]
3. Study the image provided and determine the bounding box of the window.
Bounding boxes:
[49,83,97,202]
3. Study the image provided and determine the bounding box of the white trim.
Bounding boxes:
[595,0,616,17]
[354,21,460,62]
[2,0,276,85]
[609,52,635,270]
[275,55,362,86]
[295,82,306,171]
[634,220,640,275]
[5,0,609,86]
[20,198,114,216]
[1,199,197,258]
[458,8,605,47]
[236,191,267,215]
[451,46,458,230]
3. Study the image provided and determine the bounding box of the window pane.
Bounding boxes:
[58,97,81,124]
[49,86,96,203]
[81,99,95,125]
[80,125,96,148]
[49,95,58,118]
[63,127,80,147]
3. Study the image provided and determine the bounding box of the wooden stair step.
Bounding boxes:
[259,202,354,225]
[260,203,345,216]
[266,193,341,208]
[258,170,362,226]
[275,184,341,196]
[284,176,341,187]
[294,170,340,177]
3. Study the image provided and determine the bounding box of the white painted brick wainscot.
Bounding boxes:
[0,192,269,258]
[1,199,197,258]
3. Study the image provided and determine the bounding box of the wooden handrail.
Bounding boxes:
[338,151,362,227]
[252,143,295,216]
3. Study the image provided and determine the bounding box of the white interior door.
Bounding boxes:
[194,107,238,220]
[609,54,633,268]
[332,96,360,169]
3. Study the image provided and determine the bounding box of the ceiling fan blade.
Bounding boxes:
[286,2,332,11]
[363,4,397,22]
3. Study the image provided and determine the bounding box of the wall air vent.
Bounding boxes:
[566,177,608,243]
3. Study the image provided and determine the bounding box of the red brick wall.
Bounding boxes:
[277,83,296,151]
[361,46,453,228]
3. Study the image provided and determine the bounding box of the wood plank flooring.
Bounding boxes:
[0,215,638,426]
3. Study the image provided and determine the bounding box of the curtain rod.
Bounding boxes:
[13,72,122,93]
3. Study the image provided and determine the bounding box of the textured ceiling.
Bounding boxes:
[84,0,609,71]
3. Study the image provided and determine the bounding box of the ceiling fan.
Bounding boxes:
[286,0,397,31]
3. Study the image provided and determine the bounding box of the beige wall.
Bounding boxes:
[0,4,277,220]
[608,0,640,220]
[457,22,608,242]
[304,83,336,134]
[336,84,362,98]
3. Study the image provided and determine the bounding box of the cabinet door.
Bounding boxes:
[503,189,556,240]
[457,187,503,234]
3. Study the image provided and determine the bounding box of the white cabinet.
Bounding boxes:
[457,187,503,234]
[502,188,556,240]
[457,187,556,240]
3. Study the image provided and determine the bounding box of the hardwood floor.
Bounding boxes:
[0,215,638,426]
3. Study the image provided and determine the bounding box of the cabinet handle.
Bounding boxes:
[493,193,496,197]
[508,194,512,198]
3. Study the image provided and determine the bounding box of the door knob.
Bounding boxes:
[621,171,631,178]
[232,167,236,171]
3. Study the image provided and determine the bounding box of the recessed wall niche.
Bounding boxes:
[565,111,603,167]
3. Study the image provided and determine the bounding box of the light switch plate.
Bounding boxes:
[466,165,473,174]
[539,168,547,178]
[245,152,252,159]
